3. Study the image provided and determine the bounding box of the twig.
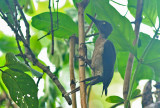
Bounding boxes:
[14,0,30,45]
[110,0,127,6]
[37,32,51,41]
[69,35,77,108]
[49,0,54,55]
[123,0,143,108]
[85,14,96,35]
[86,33,99,38]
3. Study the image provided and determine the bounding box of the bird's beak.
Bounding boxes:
[86,14,99,26]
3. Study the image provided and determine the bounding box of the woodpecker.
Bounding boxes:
[66,14,116,97]
[85,14,116,96]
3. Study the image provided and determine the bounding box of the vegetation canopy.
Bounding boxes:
[0,0,160,108]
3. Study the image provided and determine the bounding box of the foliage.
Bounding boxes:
[0,0,160,108]
[2,53,39,108]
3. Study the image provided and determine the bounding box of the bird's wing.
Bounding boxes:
[102,40,116,95]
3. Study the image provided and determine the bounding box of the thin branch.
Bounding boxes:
[15,37,29,66]
[14,0,30,45]
[85,14,96,35]
[69,35,77,108]
[123,0,143,107]
[110,0,127,6]
[13,0,29,66]
[49,0,54,55]
[1,4,28,66]
[37,31,51,41]
[86,33,99,38]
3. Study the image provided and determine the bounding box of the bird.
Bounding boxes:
[83,14,116,96]
[65,14,116,97]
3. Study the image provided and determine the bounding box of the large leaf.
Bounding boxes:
[31,12,78,39]
[2,69,38,108]
[137,33,160,81]
[85,0,136,54]
[156,0,160,24]
[128,0,157,27]
[117,33,160,82]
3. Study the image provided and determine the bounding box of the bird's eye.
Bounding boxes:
[103,22,106,24]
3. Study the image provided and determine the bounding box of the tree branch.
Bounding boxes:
[123,0,143,107]
[69,35,77,108]
[77,0,89,108]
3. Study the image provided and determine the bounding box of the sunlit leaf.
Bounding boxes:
[106,96,124,103]
[30,35,42,56]
[2,69,38,108]
[31,12,78,39]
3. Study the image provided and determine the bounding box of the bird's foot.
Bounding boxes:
[79,55,92,68]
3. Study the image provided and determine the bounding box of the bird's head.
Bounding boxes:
[87,14,113,39]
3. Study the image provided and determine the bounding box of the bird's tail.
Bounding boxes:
[102,85,108,96]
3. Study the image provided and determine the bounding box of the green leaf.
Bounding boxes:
[128,0,157,27]
[5,53,30,72]
[85,0,136,54]
[0,0,14,13]
[131,89,141,99]
[0,0,15,24]
[117,32,160,85]
[2,69,38,108]
[31,12,78,39]
[106,96,124,103]
[0,32,18,53]
[30,35,42,56]
[29,68,43,78]
[137,33,160,81]
[156,0,160,25]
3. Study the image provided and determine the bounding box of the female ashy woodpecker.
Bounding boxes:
[86,14,116,96]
